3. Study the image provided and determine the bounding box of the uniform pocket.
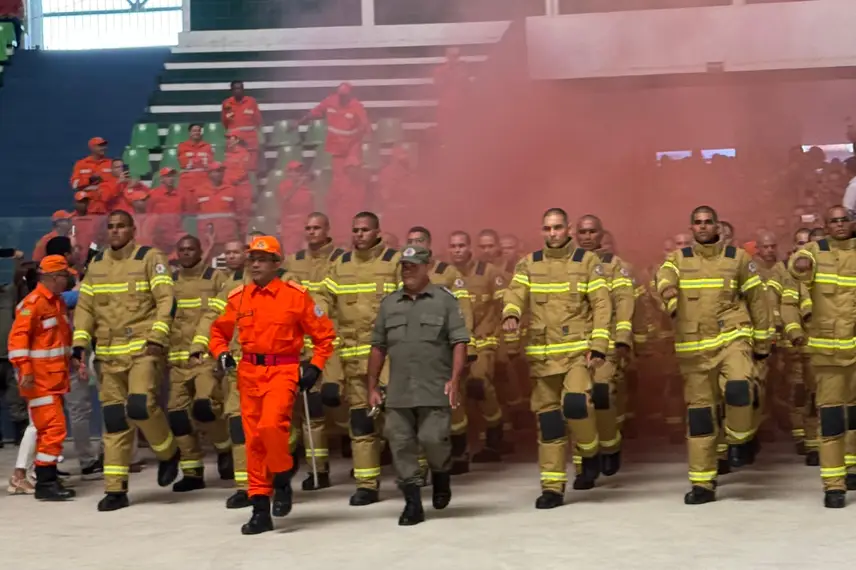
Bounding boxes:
[419,314,444,341]
[385,315,407,342]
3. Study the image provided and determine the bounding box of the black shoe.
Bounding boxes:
[475,425,508,462]
[602,451,621,477]
[241,495,274,535]
[398,484,425,526]
[572,474,595,490]
[157,451,180,487]
[81,456,104,480]
[97,492,129,512]
[728,444,748,468]
[717,459,732,475]
[217,452,234,480]
[684,486,716,505]
[226,489,252,509]
[573,456,599,490]
[34,466,76,501]
[846,474,856,491]
[431,472,451,510]
[271,472,293,517]
[380,445,393,467]
[824,490,846,509]
[349,488,380,506]
[805,451,820,467]
[172,476,205,493]
[535,490,564,509]
[449,459,470,475]
[302,471,331,491]
[340,435,352,459]
[471,447,502,463]
[795,441,806,456]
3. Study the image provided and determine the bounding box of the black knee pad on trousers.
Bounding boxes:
[320,383,341,407]
[849,406,856,431]
[103,403,130,433]
[125,394,150,421]
[793,384,807,407]
[724,380,751,407]
[306,392,324,418]
[167,409,193,436]
[562,393,589,420]
[228,416,245,445]
[820,406,846,437]
[752,382,760,410]
[687,407,715,437]
[538,409,565,442]
[591,383,611,411]
[465,379,485,401]
[450,433,468,457]
[191,399,217,423]
[349,408,375,437]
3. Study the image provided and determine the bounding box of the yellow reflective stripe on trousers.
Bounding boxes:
[674,327,751,354]
[104,465,130,477]
[576,438,599,452]
[95,339,147,357]
[540,471,568,482]
[234,471,249,482]
[339,345,372,359]
[615,321,632,332]
[815,273,856,287]
[150,433,174,453]
[845,454,856,467]
[180,459,204,470]
[821,466,846,478]
[525,340,590,357]
[305,448,329,458]
[689,470,717,482]
[807,337,856,350]
[353,467,381,479]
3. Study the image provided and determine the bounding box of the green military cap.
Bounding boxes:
[400,245,431,264]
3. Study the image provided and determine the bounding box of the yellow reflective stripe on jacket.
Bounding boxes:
[766,279,783,294]
[176,298,202,309]
[753,328,774,341]
[503,302,522,317]
[339,345,372,359]
[525,340,590,357]
[135,281,151,292]
[784,323,802,334]
[512,273,530,287]
[150,275,173,289]
[151,321,170,335]
[665,298,677,313]
[674,327,751,354]
[610,277,633,290]
[633,333,648,344]
[578,278,607,293]
[740,275,762,293]
[73,330,92,343]
[191,335,209,348]
[529,283,571,293]
[471,337,498,350]
[781,288,799,300]
[208,297,227,313]
[168,350,190,362]
[800,298,813,311]
[633,285,646,299]
[91,283,130,294]
[615,321,632,332]
[815,273,856,287]
[807,337,856,350]
[322,278,396,295]
[590,328,610,341]
[300,280,323,292]
[95,339,147,357]
[661,261,680,275]
[679,278,730,289]
[79,284,95,296]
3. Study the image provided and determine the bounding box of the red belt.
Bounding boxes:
[242,354,299,366]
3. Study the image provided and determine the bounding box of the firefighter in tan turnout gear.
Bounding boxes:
[502,207,612,510]
[317,211,401,506]
[284,212,347,491]
[167,235,233,492]
[788,205,856,509]
[657,206,771,505]
[71,210,180,512]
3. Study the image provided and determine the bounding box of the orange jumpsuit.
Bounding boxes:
[277,178,313,253]
[308,94,369,162]
[209,277,336,497]
[70,156,114,192]
[221,96,262,171]
[224,145,254,236]
[193,181,242,246]
[177,140,214,199]
[7,283,73,467]
[100,179,149,213]
[144,185,187,253]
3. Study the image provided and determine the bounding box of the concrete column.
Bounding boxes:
[361,0,375,26]
[182,0,191,33]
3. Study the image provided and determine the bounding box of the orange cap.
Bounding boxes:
[128,189,148,202]
[52,210,72,221]
[247,235,283,260]
[88,137,107,147]
[74,191,88,201]
[286,160,303,171]
[159,166,177,177]
[39,255,70,274]
[337,82,352,95]
[208,161,225,171]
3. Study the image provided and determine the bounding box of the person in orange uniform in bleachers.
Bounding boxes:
[70,192,106,252]
[208,235,336,535]
[7,255,76,501]
[277,160,314,253]
[297,82,369,167]
[222,81,263,172]
[178,123,214,200]
[144,167,186,253]
[32,211,73,262]
[70,137,114,192]
[99,159,149,213]
[193,162,241,248]
[223,133,254,237]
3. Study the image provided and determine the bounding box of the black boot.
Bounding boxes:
[157,451,180,487]
[794,441,806,456]
[241,495,274,535]
[398,484,425,526]
[824,490,846,509]
[728,443,749,468]
[217,452,234,480]
[601,451,621,477]
[846,474,856,491]
[431,471,451,510]
[535,490,564,509]
[271,471,293,517]
[349,487,380,506]
[302,470,331,491]
[717,459,732,475]
[805,450,820,467]
[226,489,252,509]
[472,426,504,463]
[573,456,600,490]
[684,485,716,505]
[172,469,205,493]
[34,465,76,501]
[97,492,130,512]
[340,435,352,459]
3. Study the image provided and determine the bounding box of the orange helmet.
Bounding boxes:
[248,235,283,260]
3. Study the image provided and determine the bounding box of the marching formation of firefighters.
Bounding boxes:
[10,200,856,535]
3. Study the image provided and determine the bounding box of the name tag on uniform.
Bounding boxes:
[42,317,58,329]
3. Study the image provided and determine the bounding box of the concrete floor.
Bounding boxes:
[0,443,851,570]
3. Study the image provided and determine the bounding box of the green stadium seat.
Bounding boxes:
[275,145,303,169]
[270,120,301,147]
[203,123,225,145]
[123,147,151,178]
[159,147,181,171]
[210,144,225,162]
[0,23,13,48]
[376,118,403,145]
[311,149,332,171]
[0,46,8,64]
[130,123,161,150]
[304,120,327,147]
[164,123,189,148]
[361,142,382,171]
[264,169,285,196]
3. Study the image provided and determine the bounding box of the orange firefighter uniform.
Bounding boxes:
[221,95,263,171]
[32,211,72,262]
[145,170,187,253]
[177,138,214,198]
[194,165,243,246]
[70,138,114,192]
[307,83,369,164]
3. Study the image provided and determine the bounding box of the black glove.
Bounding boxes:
[753,352,769,361]
[320,382,341,407]
[72,347,85,361]
[299,364,322,392]
[218,352,236,371]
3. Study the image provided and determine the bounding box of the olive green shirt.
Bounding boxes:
[371,283,470,408]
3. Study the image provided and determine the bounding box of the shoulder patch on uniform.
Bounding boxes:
[330,248,345,262]
[619,266,630,277]
[724,245,736,259]
[382,248,397,262]
[593,264,605,276]
[228,285,244,298]
[681,246,694,258]
[342,251,353,263]
[203,267,215,280]
[600,252,614,263]
[313,304,324,317]
[532,250,544,262]
[134,245,152,260]
[747,261,758,273]
[475,261,486,276]
[454,278,464,288]
[571,248,586,263]
[295,249,306,261]
[435,261,448,274]
[495,275,505,287]
[233,269,244,280]
[818,239,830,252]
[285,280,307,293]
